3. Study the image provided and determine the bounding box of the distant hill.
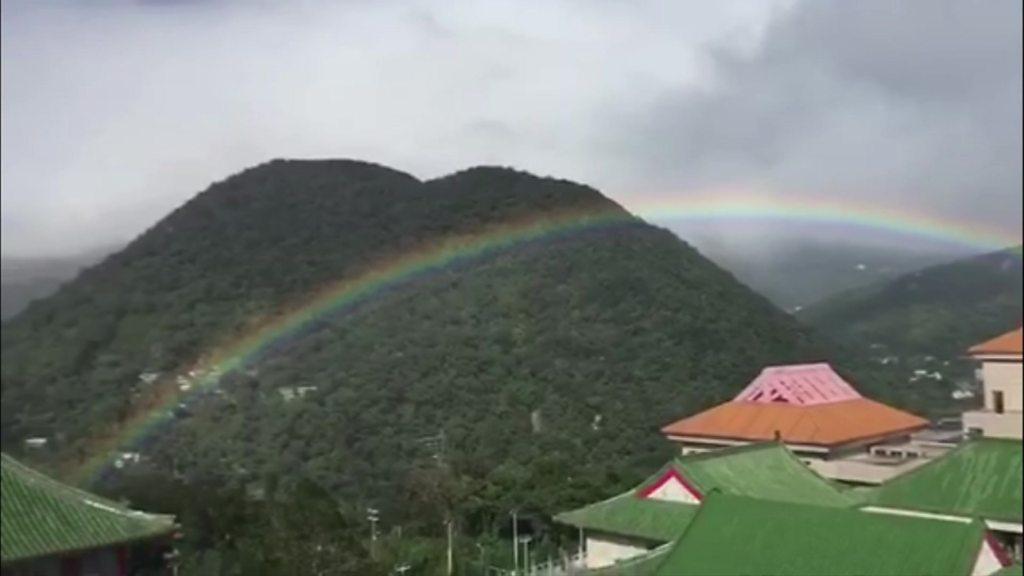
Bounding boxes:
[2,160,836,526]
[799,247,1023,357]
[695,238,968,312]
[2,248,116,320]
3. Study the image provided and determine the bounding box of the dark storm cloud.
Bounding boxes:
[618,0,1022,237]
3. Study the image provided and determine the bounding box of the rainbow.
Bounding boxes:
[624,188,1021,251]
[72,193,1021,484]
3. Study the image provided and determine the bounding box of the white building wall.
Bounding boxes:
[967,360,1023,440]
[584,535,649,569]
[963,410,1024,440]
[644,474,701,504]
[982,362,1023,412]
[971,538,1007,576]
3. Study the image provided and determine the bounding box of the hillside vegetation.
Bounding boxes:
[799,247,1023,356]
[3,160,910,568]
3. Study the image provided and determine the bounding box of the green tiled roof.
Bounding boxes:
[653,494,987,576]
[1,454,175,565]
[870,438,1023,523]
[555,444,851,542]
[555,493,699,543]
[671,443,851,507]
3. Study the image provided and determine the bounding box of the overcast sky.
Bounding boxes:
[2,0,1021,257]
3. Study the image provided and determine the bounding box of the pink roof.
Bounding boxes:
[733,363,861,406]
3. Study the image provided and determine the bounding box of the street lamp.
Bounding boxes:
[518,536,533,575]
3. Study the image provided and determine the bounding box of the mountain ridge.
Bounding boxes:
[798,246,1023,356]
[3,159,829,531]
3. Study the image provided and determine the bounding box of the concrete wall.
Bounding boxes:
[807,456,930,485]
[963,410,1024,440]
[965,360,1023,440]
[584,534,649,569]
[981,362,1023,412]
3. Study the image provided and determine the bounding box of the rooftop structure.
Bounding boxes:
[964,328,1023,440]
[663,363,928,448]
[866,438,1022,562]
[1,453,176,574]
[732,363,861,405]
[652,494,1011,576]
[867,438,1022,526]
[661,363,933,484]
[554,443,852,569]
[970,328,1024,360]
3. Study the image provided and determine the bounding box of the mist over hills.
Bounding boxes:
[1,247,116,320]
[694,237,969,312]
[799,247,1023,357]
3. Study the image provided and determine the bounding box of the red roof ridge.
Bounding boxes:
[968,327,1023,356]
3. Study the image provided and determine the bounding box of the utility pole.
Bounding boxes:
[367,507,380,560]
[416,430,446,466]
[446,518,454,576]
[475,542,486,572]
[511,510,519,574]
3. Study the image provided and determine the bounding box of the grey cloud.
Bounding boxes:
[2,0,1019,256]
[618,0,1022,239]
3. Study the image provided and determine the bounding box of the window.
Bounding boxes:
[993,390,1005,414]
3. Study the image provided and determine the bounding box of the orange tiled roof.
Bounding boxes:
[661,397,928,447]
[968,328,1023,357]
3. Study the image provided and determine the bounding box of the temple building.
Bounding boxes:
[964,328,1023,440]
[653,494,1013,576]
[1,454,177,576]
[866,438,1023,562]
[554,443,853,570]
[659,363,949,484]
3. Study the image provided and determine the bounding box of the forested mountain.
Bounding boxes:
[4,160,874,564]
[799,247,1023,357]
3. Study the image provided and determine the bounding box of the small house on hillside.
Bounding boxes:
[660,363,943,484]
[1,454,177,576]
[964,328,1023,440]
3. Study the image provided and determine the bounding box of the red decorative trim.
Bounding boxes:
[984,532,1012,567]
[637,468,703,502]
